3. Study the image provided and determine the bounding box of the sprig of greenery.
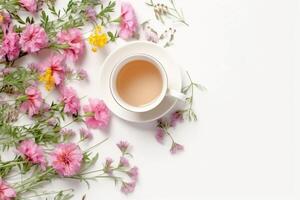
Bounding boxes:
[146,0,188,26]
[0,0,20,14]
[97,1,116,25]
[0,67,37,94]
[181,71,206,121]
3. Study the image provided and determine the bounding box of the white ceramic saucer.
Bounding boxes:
[99,41,182,123]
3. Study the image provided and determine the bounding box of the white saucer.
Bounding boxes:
[99,41,182,123]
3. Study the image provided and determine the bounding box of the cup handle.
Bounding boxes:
[166,89,186,101]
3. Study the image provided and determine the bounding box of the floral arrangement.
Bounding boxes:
[0,0,203,199]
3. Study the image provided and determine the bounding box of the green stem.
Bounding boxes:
[15,168,55,191]
[22,188,73,199]
[0,160,26,169]
[164,129,175,143]
[77,169,104,176]
[83,137,109,153]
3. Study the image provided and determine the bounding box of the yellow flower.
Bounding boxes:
[88,25,108,52]
[39,67,55,91]
[0,14,3,24]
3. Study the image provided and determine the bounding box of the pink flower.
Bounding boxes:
[79,127,92,139]
[121,181,136,194]
[76,68,88,80]
[20,24,48,53]
[118,156,129,168]
[170,143,184,154]
[170,111,184,127]
[60,86,80,115]
[119,2,138,40]
[116,141,129,153]
[57,28,85,61]
[83,98,110,129]
[17,140,47,170]
[19,0,37,13]
[47,117,58,126]
[128,166,138,181]
[41,54,66,87]
[50,143,83,176]
[0,180,16,200]
[1,68,13,76]
[144,26,159,43]
[20,86,43,116]
[85,7,97,21]
[60,129,76,137]
[103,157,113,174]
[0,26,20,61]
[155,128,164,144]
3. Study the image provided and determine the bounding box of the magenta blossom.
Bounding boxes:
[19,0,37,13]
[20,86,43,116]
[0,26,20,61]
[170,143,184,154]
[103,157,113,174]
[50,143,83,177]
[170,111,184,127]
[85,7,97,21]
[76,68,88,80]
[20,24,48,53]
[17,140,47,170]
[119,2,138,40]
[128,166,138,181]
[60,86,80,115]
[119,156,129,168]
[0,180,16,200]
[121,181,136,194]
[83,98,110,129]
[79,127,92,139]
[116,141,129,153]
[57,28,85,61]
[60,129,76,138]
[155,128,164,144]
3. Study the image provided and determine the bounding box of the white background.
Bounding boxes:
[50,0,300,199]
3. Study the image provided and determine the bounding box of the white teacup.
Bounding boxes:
[110,54,185,113]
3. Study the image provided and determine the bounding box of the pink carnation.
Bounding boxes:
[83,98,110,129]
[60,86,80,115]
[0,180,16,200]
[19,0,37,13]
[57,28,85,61]
[17,140,47,170]
[0,26,20,61]
[42,54,66,86]
[20,86,43,116]
[119,2,138,40]
[50,143,83,177]
[20,24,48,53]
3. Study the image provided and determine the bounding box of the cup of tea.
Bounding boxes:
[110,54,186,113]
